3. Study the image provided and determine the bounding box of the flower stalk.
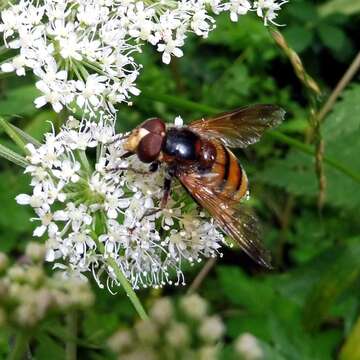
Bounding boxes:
[65,311,78,360]
[7,332,30,360]
[107,255,149,321]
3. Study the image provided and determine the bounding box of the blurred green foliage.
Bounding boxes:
[0,0,359,359]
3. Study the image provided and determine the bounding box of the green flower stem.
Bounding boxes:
[106,255,149,320]
[7,332,30,360]
[78,150,91,174]
[0,143,28,168]
[65,311,78,360]
[96,240,149,320]
[140,90,360,185]
[0,117,27,154]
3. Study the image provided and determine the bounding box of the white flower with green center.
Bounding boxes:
[0,0,288,115]
[16,115,227,290]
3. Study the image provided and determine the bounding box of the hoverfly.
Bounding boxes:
[121,104,285,268]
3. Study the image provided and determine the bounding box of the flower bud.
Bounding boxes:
[198,345,219,360]
[15,303,39,327]
[198,316,225,343]
[7,266,26,282]
[108,329,133,353]
[180,294,208,320]
[135,320,158,345]
[150,297,173,326]
[165,322,189,348]
[25,242,46,263]
[234,333,263,360]
[27,266,45,286]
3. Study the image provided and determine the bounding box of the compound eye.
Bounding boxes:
[137,133,163,163]
[141,118,166,135]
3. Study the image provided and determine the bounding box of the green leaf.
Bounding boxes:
[217,266,275,313]
[0,171,33,235]
[284,26,314,53]
[258,84,360,210]
[303,239,360,330]
[288,2,319,22]
[319,0,360,16]
[34,333,65,360]
[206,15,271,52]
[317,24,348,53]
[0,85,40,117]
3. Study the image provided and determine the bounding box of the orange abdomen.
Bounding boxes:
[204,140,248,201]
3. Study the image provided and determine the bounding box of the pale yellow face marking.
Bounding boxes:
[123,128,149,152]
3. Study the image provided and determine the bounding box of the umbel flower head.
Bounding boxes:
[16,115,227,290]
[0,0,287,115]
[108,294,225,360]
[0,242,93,329]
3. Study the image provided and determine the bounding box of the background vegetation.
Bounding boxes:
[0,0,360,358]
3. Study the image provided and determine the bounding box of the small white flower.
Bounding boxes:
[0,0,287,116]
[17,115,228,290]
[254,0,288,25]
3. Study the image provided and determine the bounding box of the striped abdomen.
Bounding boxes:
[203,140,248,201]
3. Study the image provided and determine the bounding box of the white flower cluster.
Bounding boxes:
[108,295,225,359]
[16,115,225,290]
[0,0,287,114]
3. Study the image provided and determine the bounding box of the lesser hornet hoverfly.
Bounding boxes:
[121,104,285,268]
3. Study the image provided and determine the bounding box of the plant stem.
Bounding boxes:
[78,150,91,174]
[0,143,28,168]
[269,131,360,184]
[106,256,149,321]
[317,51,360,123]
[140,91,360,185]
[187,258,217,294]
[65,311,77,360]
[95,237,149,320]
[7,332,30,360]
[0,117,28,154]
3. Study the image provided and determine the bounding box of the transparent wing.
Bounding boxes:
[189,104,285,148]
[176,168,272,268]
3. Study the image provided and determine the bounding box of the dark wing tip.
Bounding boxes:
[232,206,274,269]
[254,249,273,269]
[261,104,286,128]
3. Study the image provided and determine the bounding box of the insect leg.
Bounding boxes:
[106,133,131,146]
[120,151,134,159]
[131,169,174,226]
[160,172,173,208]
[107,166,149,175]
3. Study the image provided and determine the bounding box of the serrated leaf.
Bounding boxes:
[217,266,275,313]
[257,85,360,210]
[303,239,360,330]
